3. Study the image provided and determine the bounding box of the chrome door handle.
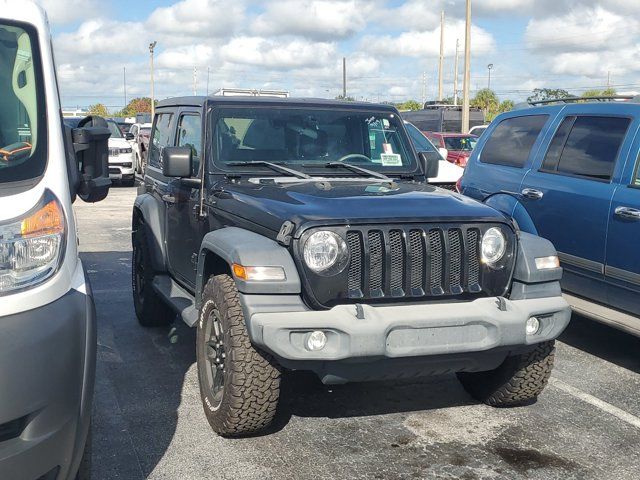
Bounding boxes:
[162,194,177,204]
[521,188,544,200]
[614,206,640,221]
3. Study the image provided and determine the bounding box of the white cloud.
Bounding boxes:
[38,0,100,24]
[54,20,146,60]
[220,36,336,69]
[147,0,244,38]
[252,0,375,40]
[365,21,495,58]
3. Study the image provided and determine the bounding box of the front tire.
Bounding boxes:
[457,340,555,407]
[196,274,281,437]
[132,227,173,327]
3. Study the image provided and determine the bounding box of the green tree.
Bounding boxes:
[120,97,154,117]
[498,100,515,113]
[602,87,617,96]
[88,103,109,117]
[582,89,603,98]
[397,100,422,111]
[471,88,499,117]
[527,88,572,103]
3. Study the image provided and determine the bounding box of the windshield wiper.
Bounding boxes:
[226,161,311,179]
[320,162,391,181]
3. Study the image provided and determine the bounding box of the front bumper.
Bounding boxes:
[0,286,96,480]
[248,295,570,362]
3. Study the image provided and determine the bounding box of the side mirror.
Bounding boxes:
[162,146,193,178]
[68,115,112,203]
[438,147,449,160]
[125,132,134,141]
[419,152,440,179]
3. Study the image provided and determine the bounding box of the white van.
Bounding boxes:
[0,1,110,479]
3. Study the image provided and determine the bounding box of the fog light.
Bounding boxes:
[305,331,327,351]
[526,317,541,336]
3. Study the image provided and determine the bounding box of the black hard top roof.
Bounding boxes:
[156,95,398,111]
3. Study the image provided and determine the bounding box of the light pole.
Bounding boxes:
[149,41,157,120]
[461,0,471,133]
[487,63,493,90]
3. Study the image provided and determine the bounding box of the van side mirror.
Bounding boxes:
[162,146,193,178]
[68,115,111,203]
[419,151,440,179]
[125,132,134,141]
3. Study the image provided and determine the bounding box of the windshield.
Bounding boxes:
[212,107,418,175]
[404,122,438,153]
[107,121,123,139]
[444,136,477,151]
[0,21,46,185]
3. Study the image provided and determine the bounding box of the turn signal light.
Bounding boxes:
[232,264,286,281]
[21,200,64,237]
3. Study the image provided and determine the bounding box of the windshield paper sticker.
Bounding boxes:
[380,153,402,166]
[382,143,393,154]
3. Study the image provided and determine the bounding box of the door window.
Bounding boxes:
[541,115,630,181]
[176,114,201,175]
[480,115,548,168]
[149,112,174,168]
[632,156,640,187]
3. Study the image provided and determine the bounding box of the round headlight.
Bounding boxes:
[303,231,349,275]
[481,227,506,265]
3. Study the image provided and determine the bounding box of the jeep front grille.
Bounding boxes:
[297,223,514,308]
[346,226,484,298]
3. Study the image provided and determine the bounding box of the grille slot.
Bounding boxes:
[339,224,497,301]
[347,231,363,295]
[389,230,405,295]
[368,231,384,295]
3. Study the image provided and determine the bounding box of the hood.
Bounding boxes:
[109,138,130,148]
[214,177,508,234]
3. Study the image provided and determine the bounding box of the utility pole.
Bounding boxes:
[453,39,459,106]
[342,57,347,99]
[438,10,445,101]
[421,71,426,106]
[487,63,493,90]
[461,0,471,133]
[193,66,197,95]
[207,67,210,96]
[607,70,611,88]
[149,41,157,120]
[123,66,127,107]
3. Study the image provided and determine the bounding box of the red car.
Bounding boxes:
[423,132,478,167]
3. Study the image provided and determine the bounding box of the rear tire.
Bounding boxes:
[196,274,281,437]
[132,227,173,327]
[457,340,555,407]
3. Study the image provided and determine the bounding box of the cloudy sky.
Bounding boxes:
[39,0,640,111]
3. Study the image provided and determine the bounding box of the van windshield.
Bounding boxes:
[212,107,418,175]
[0,21,45,184]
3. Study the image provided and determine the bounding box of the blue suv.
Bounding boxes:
[460,99,640,335]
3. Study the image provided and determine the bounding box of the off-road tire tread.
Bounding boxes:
[198,274,281,437]
[457,340,555,407]
[132,228,173,327]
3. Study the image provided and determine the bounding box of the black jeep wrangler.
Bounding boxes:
[132,96,571,437]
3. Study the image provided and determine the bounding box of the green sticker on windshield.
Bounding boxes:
[369,133,376,150]
[380,153,402,167]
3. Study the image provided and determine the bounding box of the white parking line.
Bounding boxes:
[550,377,640,430]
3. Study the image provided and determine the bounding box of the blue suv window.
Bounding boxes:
[541,116,630,181]
[480,115,548,168]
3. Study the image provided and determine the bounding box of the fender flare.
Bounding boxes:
[483,193,538,235]
[132,193,167,272]
[196,227,301,308]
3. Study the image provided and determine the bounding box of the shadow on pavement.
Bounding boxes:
[84,251,481,476]
[559,313,640,374]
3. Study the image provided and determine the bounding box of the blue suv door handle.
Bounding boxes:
[521,188,544,200]
[614,206,640,221]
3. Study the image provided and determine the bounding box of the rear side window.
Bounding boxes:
[480,115,548,168]
[149,112,174,168]
[541,116,630,181]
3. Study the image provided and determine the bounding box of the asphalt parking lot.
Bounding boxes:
[75,185,640,480]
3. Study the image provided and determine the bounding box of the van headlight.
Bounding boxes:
[0,192,66,294]
[303,231,349,275]
[481,227,506,266]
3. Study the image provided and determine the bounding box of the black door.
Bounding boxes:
[165,111,205,289]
